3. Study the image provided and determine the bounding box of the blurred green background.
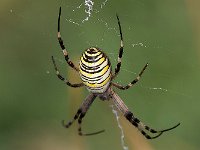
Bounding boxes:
[1,0,200,150]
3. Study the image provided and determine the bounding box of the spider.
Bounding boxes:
[52,7,180,139]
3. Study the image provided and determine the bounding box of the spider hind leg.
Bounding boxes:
[78,113,105,136]
[125,111,180,139]
[62,109,82,128]
[62,93,105,136]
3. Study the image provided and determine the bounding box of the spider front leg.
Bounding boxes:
[57,7,79,72]
[112,63,148,90]
[51,56,84,87]
[62,93,105,136]
[112,14,124,79]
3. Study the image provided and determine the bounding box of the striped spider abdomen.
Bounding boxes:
[79,47,112,93]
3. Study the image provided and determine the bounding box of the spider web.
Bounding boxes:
[110,105,129,150]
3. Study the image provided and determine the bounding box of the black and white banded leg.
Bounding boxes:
[63,93,105,136]
[78,112,105,136]
[62,108,82,128]
[111,89,180,139]
[125,111,180,139]
[52,56,84,87]
[112,14,124,79]
[57,7,79,72]
[112,63,148,90]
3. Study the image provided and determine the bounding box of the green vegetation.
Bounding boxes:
[0,0,199,150]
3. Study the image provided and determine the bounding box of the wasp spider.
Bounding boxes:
[52,7,180,139]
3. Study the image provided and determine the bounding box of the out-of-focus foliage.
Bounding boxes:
[0,0,200,150]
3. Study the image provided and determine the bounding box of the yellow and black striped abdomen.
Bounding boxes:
[79,47,111,93]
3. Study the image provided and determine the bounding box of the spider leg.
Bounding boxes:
[112,14,124,79]
[62,108,82,128]
[110,89,180,139]
[57,7,79,72]
[52,56,84,87]
[112,63,148,90]
[125,111,180,139]
[63,93,105,136]
[78,112,105,136]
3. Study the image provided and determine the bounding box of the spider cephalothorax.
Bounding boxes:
[52,7,180,139]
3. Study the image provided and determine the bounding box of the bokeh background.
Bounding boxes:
[1,0,200,150]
